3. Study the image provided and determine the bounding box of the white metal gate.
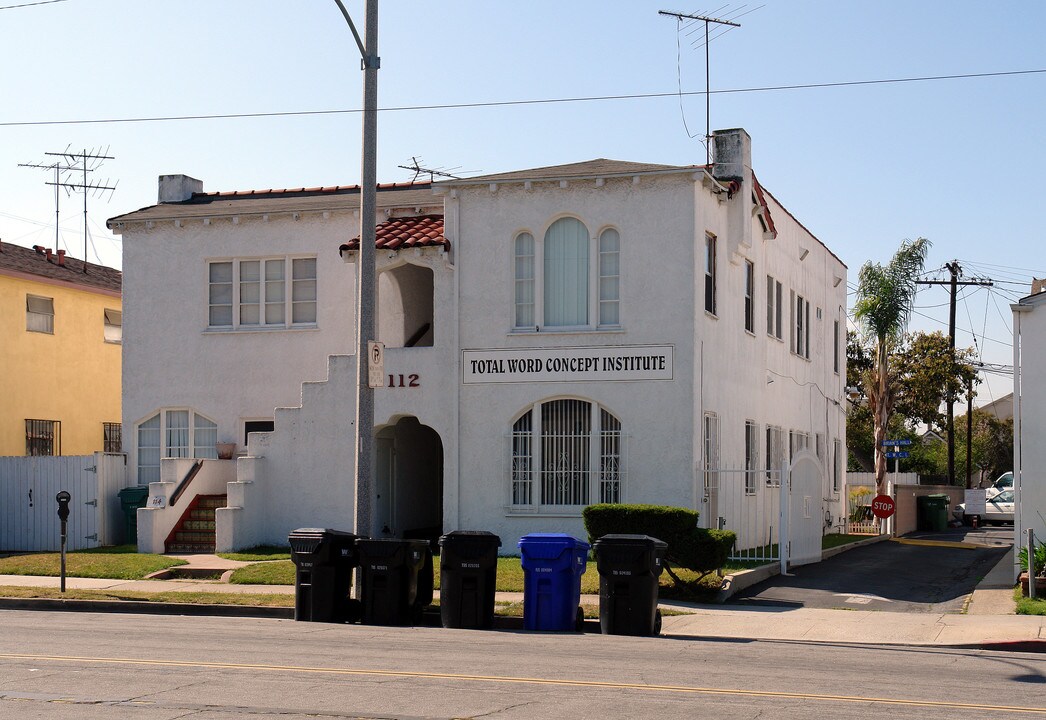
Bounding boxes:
[0,453,127,551]
[782,451,823,569]
[698,466,782,564]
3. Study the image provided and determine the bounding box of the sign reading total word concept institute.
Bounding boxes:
[462,345,674,384]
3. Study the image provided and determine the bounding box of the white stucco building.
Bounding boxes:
[1013,287,1046,578]
[109,128,848,555]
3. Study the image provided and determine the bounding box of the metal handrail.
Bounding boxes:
[169,460,204,507]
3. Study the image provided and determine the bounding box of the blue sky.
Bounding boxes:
[2,0,1043,405]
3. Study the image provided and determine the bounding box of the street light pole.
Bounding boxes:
[333,0,379,539]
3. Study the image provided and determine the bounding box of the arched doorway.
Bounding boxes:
[374,417,443,542]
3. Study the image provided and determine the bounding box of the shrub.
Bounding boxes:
[582,503,736,589]
[1019,541,1046,578]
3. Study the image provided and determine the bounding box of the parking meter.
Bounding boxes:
[56,491,71,592]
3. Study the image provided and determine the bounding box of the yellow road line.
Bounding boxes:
[891,538,981,550]
[1,652,1044,715]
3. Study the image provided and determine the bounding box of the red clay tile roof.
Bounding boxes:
[0,240,121,294]
[751,172,778,239]
[340,214,447,253]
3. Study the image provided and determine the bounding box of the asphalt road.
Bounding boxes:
[733,527,1013,613]
[2,609,1045,719]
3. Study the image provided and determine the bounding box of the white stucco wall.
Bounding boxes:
[1014,295,1046,577]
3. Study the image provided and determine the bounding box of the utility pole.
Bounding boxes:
[917,261,992,485]
[658,10,740,165]
[333,0,379,540]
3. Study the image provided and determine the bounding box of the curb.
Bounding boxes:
[0,597,293,619]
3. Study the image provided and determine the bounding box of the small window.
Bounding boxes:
[704,234,717,315]
[26,419,60,456]
[27,295,54,334]
[833,438,843,493]
[291,258,317,324]
[766,277,782,339]
[599,228,620,327]
[514,232,535,328]
[833,319,841,374]
[104,309,122,344]
[244,420,274,446]
[744,420,759,494]
[103,422,122,453]
[744,261,754,333]
[765,425,785,484]
[792,293,810,359]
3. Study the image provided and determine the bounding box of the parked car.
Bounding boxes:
[953,489,1015,525]
[985,471,1013,499]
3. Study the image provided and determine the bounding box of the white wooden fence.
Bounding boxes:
[0,453,128,551]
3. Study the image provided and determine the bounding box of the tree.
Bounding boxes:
[851,237,931,494]
[891,331,979,434]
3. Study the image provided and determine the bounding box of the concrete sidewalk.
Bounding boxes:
[1,549,1043,649]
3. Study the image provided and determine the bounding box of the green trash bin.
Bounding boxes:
[117,486,150,546]
[926,494,950,531]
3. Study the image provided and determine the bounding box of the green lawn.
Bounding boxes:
[822,534,872,550]
[0,584,292,607]
[217,546,291,562]
[0,547,186,580]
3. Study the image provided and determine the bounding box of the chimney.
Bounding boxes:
[57,249,66,266]
[711,128,752,183]
[1033,278,1046,295]
[158,174,203,203]
[33,245,45,255]
[45,248,53,263]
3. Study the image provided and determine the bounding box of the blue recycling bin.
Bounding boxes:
[518,533,589,631]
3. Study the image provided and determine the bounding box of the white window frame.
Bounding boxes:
[765,425,785,485]
[833,438,843,494]
[509,398,624,512]
[791,291,811,359]
[513,232,536,329]
[744,260,755,334]
[26,294,54,334]
[135,408,220,483]
[833,318,841,374]
[598,227,620,328]
[703,411,719,492]
[704,233,717,316]
[766,276,782,340]
[744,420,759,494]
[207,256,317,330]
[511,218,622,333]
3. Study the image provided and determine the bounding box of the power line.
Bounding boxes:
[2,67,1044,128]
[0,0,68,9]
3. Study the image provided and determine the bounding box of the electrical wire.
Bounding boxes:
[2,68,1045,128]
[0,0,68,9]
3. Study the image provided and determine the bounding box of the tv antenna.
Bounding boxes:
[659,10,742,165]
[20,146,116,273]
[397,156,462,183]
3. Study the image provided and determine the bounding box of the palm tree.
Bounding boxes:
[852,237,931,495]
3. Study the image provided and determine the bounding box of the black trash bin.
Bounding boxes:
[288,528,360,623]
[117,486,150,546]
[592,534,668,636]
[438,530,502,629]
[356,538,432,626]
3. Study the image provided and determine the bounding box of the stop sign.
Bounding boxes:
[871,494,895,519]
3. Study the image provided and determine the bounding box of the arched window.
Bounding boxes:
[136,409,219,483]
[543,218,589,327]
[598,228,620,326]
[510,399,623,509]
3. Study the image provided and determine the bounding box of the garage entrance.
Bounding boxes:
[374,417,443,543]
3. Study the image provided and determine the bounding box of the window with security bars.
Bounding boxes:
[744,421,760,494]
[26,295,54,334]
[510,399,623,509]
[26,419,60,456]
[789,430,811,461]
[103,422,122,453]
[208,257,317,329]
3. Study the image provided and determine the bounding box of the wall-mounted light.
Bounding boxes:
[799,247,810,261]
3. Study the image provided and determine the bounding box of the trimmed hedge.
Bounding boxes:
[582,503,736,577]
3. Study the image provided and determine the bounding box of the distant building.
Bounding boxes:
[110,129,848,557]
[976,392,1013,421]
[0,240,122,456]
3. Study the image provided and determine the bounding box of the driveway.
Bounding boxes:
[731,527,1012,613]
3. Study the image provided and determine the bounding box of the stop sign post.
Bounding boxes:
[871,494,895,520]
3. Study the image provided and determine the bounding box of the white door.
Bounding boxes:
[787,452,823,567]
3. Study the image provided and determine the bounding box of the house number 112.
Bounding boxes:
[388,374,420,388]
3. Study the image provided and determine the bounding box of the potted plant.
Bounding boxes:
[216,440,237,460]
[1018,540,1046,597]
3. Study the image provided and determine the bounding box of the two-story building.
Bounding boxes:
[109,128,848,555]
[0,240,122,456]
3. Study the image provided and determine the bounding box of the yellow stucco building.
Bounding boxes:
[0,240,122,456]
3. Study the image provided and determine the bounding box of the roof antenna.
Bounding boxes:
[20,147,116,273]
[659,10,742,165]
[397,156,461,183]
